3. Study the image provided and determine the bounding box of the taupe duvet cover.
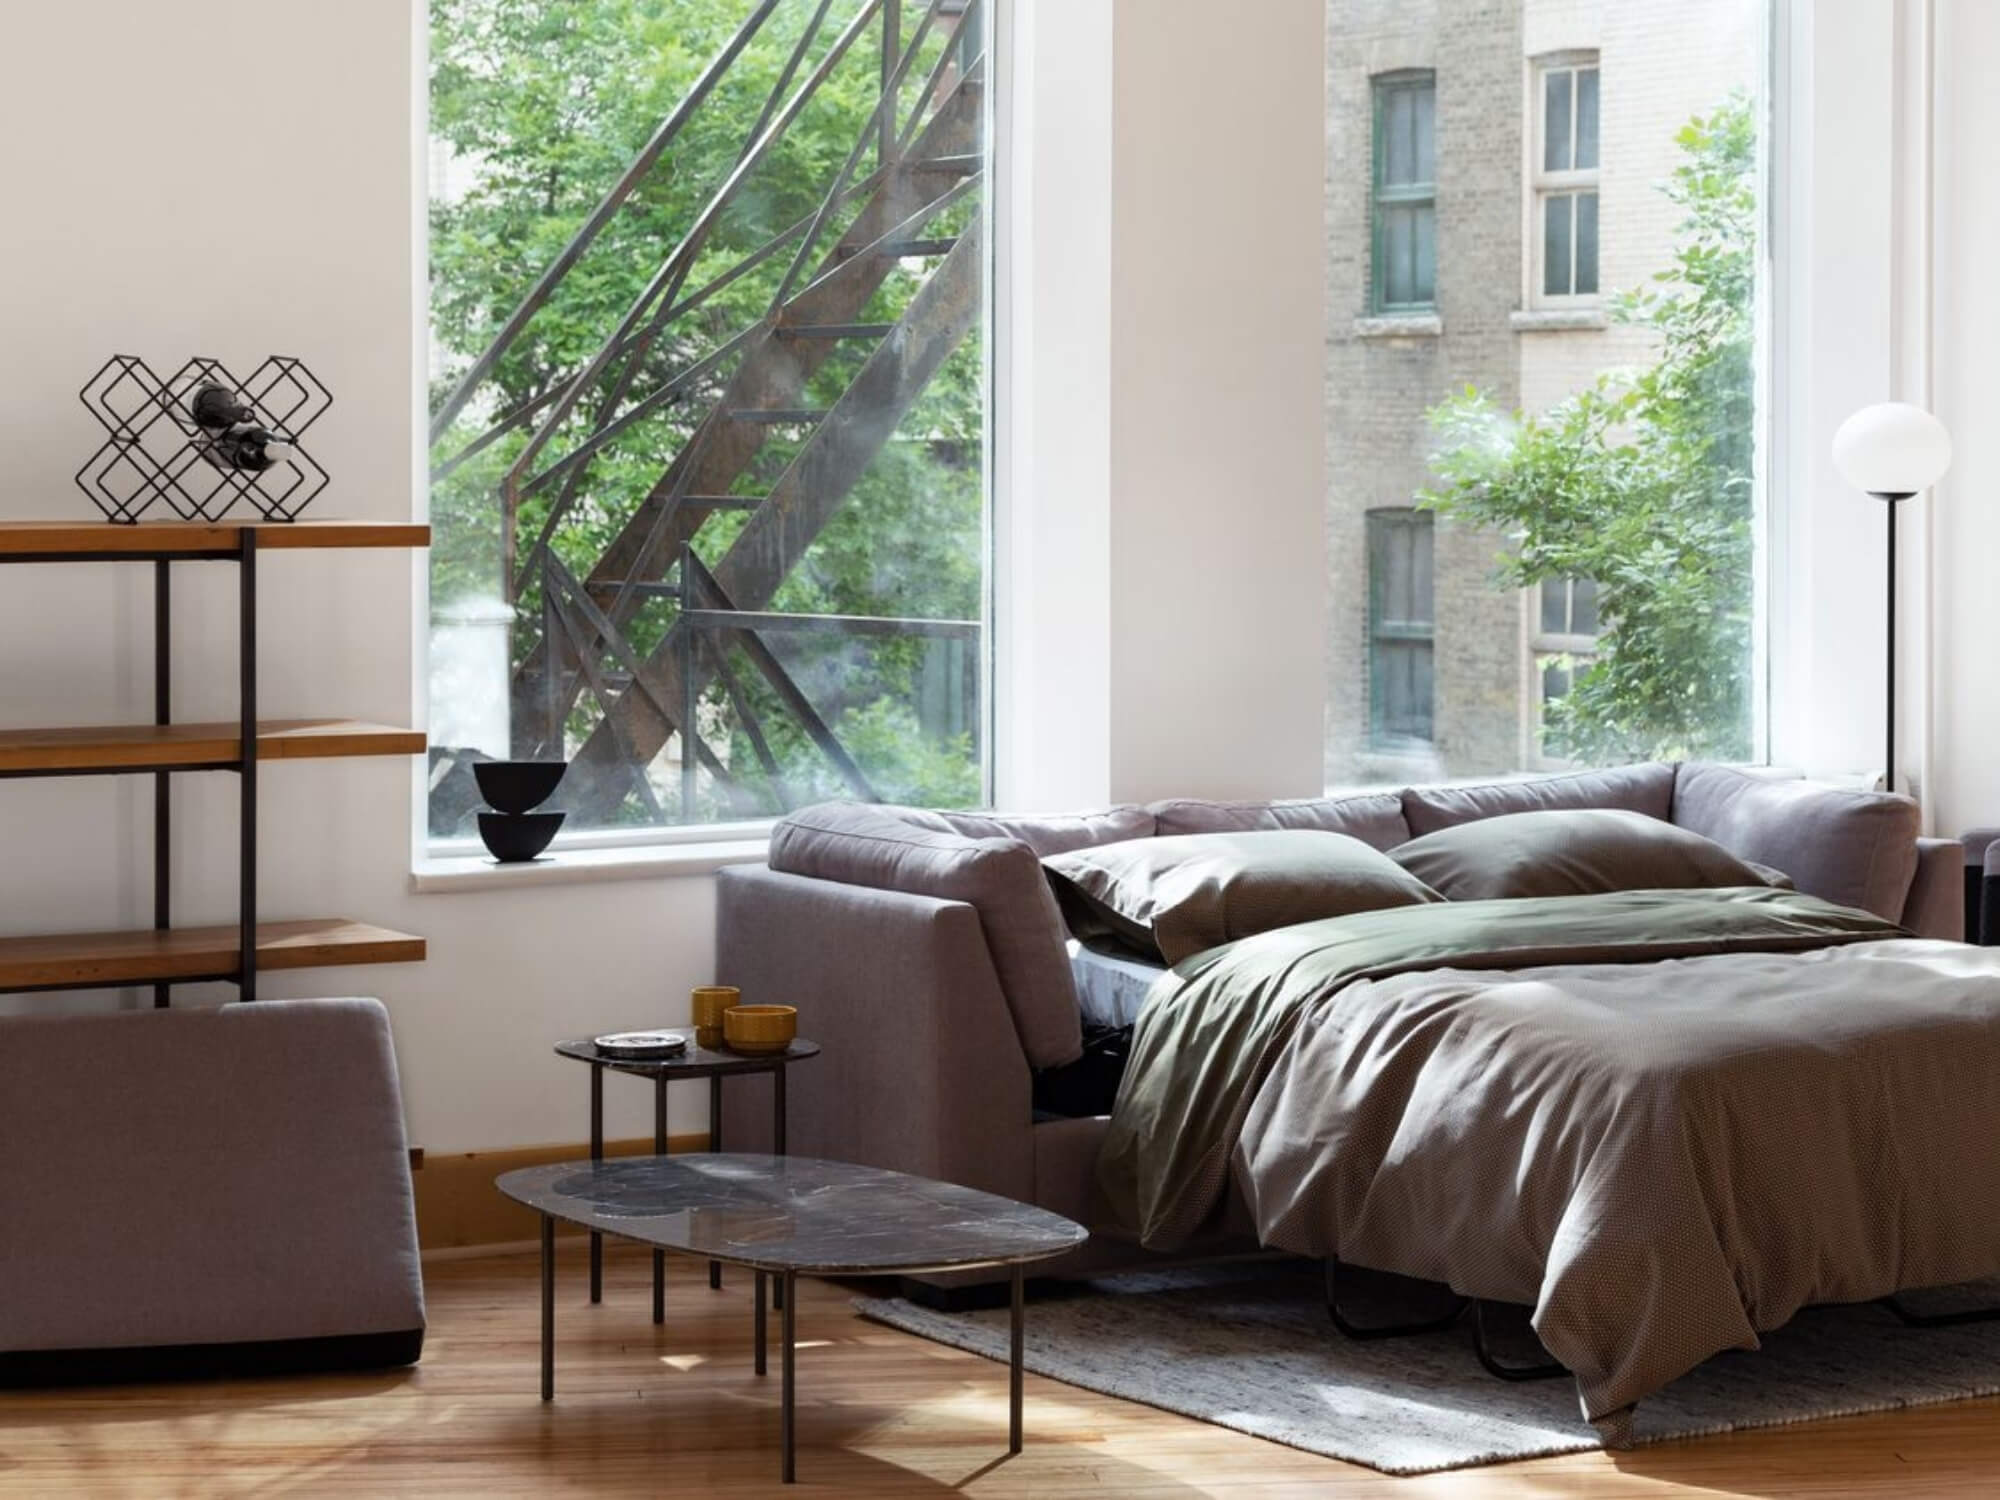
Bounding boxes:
[1096,888,2000,1432]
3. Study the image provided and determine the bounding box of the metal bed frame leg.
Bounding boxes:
[1880,1294,2000,1329]
[1324,1258,1468,1341]
[1471,1300,1568,1381]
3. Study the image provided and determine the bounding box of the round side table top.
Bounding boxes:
[554,1036,820,1078]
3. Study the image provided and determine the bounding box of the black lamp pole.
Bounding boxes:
[1876,490,1913,791]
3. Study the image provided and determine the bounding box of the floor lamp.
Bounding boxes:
[1831,402,1953,792]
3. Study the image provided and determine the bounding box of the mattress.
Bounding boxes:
[1067,936,1167,1029]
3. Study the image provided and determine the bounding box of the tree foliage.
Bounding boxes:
[1422,94,1758,763]
[428,0,985,823]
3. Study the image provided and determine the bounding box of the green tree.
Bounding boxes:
[428,0,985,822]
[1422,94,1758,763]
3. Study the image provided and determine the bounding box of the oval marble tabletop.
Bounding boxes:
[497,1153,1088,1276]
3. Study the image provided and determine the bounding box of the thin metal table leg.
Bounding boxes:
[653,1074,667,1324]
[539,1215,555,1401]
[781,1270,797,1483]
[709,1075,723,1290]
[589,1062,603,1305]
[755,1270,768,1376]
[1009,1264,1024,1453]
[773,1062,787,1155]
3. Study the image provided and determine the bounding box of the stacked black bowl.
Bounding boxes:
[474,760,567,862]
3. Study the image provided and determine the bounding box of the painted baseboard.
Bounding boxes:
[411,1132,707,1251]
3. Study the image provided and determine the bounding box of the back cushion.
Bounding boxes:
[1148,791,1410,852]
[1401,762,1676,836]
[1391,808,1785,902]
[895,804,1155,856]
[768,803,1083,1068]
[1671,762,1919,921]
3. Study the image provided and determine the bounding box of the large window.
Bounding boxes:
[1371,71,1437,312]
[1326,1,1767,787]
[425,0,991,844]
[1535,55,1600,301]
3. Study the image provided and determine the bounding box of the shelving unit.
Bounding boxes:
[0,518,429,1003]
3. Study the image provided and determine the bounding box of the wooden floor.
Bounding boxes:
[6,1242,2000,1497]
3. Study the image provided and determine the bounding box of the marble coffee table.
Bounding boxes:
[496,1153,1089,1483]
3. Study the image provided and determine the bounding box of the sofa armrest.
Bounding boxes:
[715,865,1035,1204]
[1903,837,1965,941]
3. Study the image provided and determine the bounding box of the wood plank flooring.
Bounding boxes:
[4,1241,1999,1497]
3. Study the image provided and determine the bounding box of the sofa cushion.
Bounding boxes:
[895,804,1155,856]
[1671,762,1920,922]
[1400,762,1677,836]
[768,803,1083,1068]
[1045,829,1443,964]
[1147,791,1410,851]
[1391,808,1787,903]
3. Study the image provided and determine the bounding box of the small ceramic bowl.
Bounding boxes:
[723,1003,797,1055]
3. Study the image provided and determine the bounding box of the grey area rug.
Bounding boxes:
[855,1264,2000,1475]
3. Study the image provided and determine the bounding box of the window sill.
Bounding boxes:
[1353,313,1444,340]
[1510,307,1609,332]
[412,836,770,893]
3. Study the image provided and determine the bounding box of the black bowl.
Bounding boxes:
[474,759,567,815]
[478,810,565,862]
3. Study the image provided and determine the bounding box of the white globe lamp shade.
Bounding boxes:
[1832,403,1953,496]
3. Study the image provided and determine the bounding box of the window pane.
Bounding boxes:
[1575,67,1600,169]
[1381,205,1418,304]
[1543,193,1572,296]
[1544,69,1572,171]
[1412,203,1437,303]
[427,0,991,838]
[1384,86,1414,184]
[1413,83,1436,184]
[1542,658,1572,703]
[1540,579,1568,634]
[1330,6,1765,785]
[1571,576,1599,635]
[1575,190,1599,293]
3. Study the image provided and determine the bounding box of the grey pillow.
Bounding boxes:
[1043,829,1443,965]
[1390,808,1787,902]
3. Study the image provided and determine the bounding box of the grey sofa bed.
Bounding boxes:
[716,761,1962,1279]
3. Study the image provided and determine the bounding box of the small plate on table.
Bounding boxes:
[592,1030,689,1061]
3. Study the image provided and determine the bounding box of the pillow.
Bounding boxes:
[1389,808,1788,902]
[1042,829,1443,965]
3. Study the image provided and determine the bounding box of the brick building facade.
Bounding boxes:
[1323,0,1760,789]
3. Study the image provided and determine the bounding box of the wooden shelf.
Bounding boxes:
[0,719,426,775]
[0,519,429,558]
[0,919,427,991]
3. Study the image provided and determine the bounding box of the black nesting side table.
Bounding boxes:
[553,1036,821,1318]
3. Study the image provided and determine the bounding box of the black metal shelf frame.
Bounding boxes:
[0,532,260,1002]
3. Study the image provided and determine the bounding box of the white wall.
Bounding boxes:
[1002,0,1328,808]
[1,0,1326,1155]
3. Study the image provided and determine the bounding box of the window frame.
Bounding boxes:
[1529,51,1601,307]
[1366,506,1437,747]
[1526,576,1600,767]
[1370,69,1438,315]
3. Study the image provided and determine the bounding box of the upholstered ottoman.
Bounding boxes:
[0,998,425,1383]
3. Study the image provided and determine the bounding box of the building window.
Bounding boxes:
[1531,576,1599,759]
[1367,509,1436,745]
[1534,55,1599,301]
[1371,71,1437,312]
[425,1,991,844]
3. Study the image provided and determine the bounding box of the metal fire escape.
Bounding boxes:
[428,0,984,824]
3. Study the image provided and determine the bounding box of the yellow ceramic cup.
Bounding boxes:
[723,1004,797,1055]
[691,985,739,1049]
